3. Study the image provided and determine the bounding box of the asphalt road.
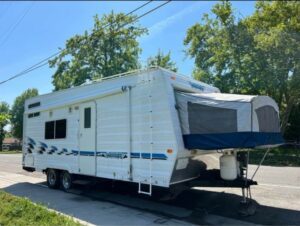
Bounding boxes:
[0,153,300,225]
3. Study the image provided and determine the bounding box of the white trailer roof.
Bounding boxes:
[183,92,279,112]
[25,67,219,114]
[188,93,257,102]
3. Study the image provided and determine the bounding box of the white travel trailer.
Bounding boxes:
[22,67,283,194]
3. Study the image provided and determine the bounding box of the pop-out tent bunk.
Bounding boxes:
[175,91,284,214]
[175,92,284,150]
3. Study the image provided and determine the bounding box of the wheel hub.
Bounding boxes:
[62,174,70,189]
[49,172,56,185]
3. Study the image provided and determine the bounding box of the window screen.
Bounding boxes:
[188,102,238,134]
[84,107,91,128]
[45,121,55,139]
[256,106,280,132]
[55,119,67,138]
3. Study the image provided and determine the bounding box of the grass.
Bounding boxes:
[0,190,81,226]
[249,147,300,167]
[0,150,22,154]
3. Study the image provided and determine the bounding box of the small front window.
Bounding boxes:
[28,102,40,109]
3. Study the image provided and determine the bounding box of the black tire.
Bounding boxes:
[60,171,73,191]
[47,169,60,189]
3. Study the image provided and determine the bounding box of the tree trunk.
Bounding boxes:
[0,129,3,151]
[281,96,295,135]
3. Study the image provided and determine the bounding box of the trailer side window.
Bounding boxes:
[55,119,67,138]
[45,119,67,139]
[84,107,91,128]
[28,112,40,118]
[255,106,280,132]
[188,102,238,134]
[45,121,55,139]
[28,102,40,109]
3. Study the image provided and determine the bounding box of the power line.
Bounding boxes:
[0,2,34,48]
[0,1,155,86]
[0,0,171,86]
[131,1,170,24]
[0,52,59,85]
[124,0,153,16]
[102,1,171,36]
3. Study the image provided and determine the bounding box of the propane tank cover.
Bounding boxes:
[220,154,238,180]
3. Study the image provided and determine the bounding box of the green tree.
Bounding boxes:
[0,102,10,150]
[49,12,148,91]
[147,50,178,72]
[244,1,300,134]
[11,89,38,139]
[184,1,300,135]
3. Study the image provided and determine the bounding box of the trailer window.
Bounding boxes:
[256,106,280,132]
[28,112,40,118]
[45,119,67,139]
[188,102,238,134]
[55,119,67,138]
[45,121,55,139]
[28,102,40,109]
[84,107,91,128]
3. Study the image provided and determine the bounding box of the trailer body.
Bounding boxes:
[22,68,283,191]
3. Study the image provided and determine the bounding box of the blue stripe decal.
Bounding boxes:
[72,150,79,155]
[183,132,284,150]
[130,152,167,160]
[28,137,36,145]
[130,153,140,158]
[80,151,95,156]
[26,138,167,160]
[50,146,58,151]
[39,142,48,148]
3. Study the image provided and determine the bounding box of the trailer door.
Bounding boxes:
[79,101,96,175]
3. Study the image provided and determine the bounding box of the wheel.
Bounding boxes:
[47,169,60,189]
[60,171,73,191]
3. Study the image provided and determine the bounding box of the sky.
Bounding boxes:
[0,1,256,106]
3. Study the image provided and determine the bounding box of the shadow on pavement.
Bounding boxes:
[3,181,300,225]
[170,188,300,225]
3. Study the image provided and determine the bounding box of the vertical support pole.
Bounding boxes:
[241,188,247,203]
[241,150,250,203]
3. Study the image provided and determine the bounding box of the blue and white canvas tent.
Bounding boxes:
[175,92,284,150]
